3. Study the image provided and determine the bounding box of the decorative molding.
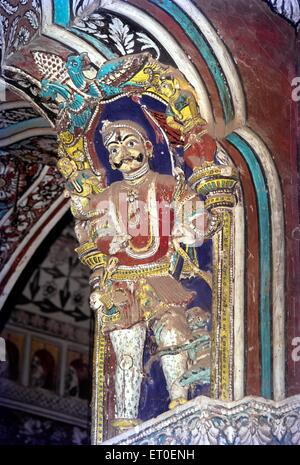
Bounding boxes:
[8,308,90,345]
[0,101,35,111]
[0,127,56,147]
[3,66,58,125]
[233,190,245,400]
[0,378,89,428]
[232,128,285,401]
[105,395,300,445]
[169,0,246,126]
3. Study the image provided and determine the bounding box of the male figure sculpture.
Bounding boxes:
[77,120,209,429]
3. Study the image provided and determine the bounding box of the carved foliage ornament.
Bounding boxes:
[265,0,300,26]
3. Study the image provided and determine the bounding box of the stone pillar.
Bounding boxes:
[189,162,240,400]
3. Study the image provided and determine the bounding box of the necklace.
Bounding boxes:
[126,178,160,258]
[110,174,160,259]
[123,163,150,184]
[127,188,140,228]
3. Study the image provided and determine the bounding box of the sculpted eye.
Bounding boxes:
[128,140,136,147]
[110,147,118,154]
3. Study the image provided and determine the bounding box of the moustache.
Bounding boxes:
[113,152,144,169]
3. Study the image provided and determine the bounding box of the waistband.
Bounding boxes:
[111,262,170,281]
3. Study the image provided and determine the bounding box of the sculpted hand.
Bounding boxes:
[89,289,105,312]
[89,287,117,316]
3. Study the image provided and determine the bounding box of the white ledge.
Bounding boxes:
[104,395,300,445]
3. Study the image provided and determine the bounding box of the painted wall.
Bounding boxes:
[197,0,300,395]
[0,0,299,444]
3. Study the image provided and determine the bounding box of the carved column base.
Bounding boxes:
[104,395,300,445]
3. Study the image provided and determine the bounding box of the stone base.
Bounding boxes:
[104,395,300,445]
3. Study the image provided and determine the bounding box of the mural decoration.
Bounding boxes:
[0,136,56,220]
[9,307,90,346]
[65,351,90,399]
[0,165,64,279]
[0,330,23,381]
[71,8,162,59]
[2,66,58,123]
[14,221,91,324]
[0,136,58,166]
[0,0,41,63]
[0,219,92,444]
[29,339,59,391]
[0,154,40,219]
[265,0,300,26]
[0,106,41,128]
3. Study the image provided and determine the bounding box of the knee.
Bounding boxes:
[154,310,191,349]
[119,354,134,370]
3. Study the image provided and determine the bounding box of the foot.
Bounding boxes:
[112,418,141,431]
[168,397,188,410]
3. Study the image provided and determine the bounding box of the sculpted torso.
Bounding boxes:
[89,171,177,266]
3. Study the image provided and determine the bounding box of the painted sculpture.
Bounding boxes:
[78,118,213,430]
[0,0,299,446]
[35,50,240,443]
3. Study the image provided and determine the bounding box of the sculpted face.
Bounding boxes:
[105,127,152,174]
[57,157,77,179]
[159,77,176,99]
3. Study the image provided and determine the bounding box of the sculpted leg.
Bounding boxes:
[109,323,146,426]
[160,352,189,408]
[153,308,190,409]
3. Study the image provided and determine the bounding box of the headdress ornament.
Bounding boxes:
[101,120,148,146]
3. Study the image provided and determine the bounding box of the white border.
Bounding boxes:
[235,127,285,401]
[173,0,246,127]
